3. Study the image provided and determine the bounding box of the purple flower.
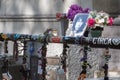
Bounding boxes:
[67,9,76,21]
[78,6,83,11]
[83,8,90,13]
[70,4,82,10]
[76,10,83,13]
[67,4,90,21]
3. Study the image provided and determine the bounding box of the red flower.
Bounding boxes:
[56,13,67,20]
[87,18,95,27]
[108,17,113,26]
[56,13,62,20]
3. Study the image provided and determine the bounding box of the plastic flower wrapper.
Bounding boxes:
[95,12,109,27]
[89,11,97,18]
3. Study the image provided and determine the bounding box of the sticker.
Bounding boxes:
[51,37,61,43]
[112,39,120,46]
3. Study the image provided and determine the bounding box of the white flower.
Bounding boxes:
[98,18,105,24]
[88,11,111,29]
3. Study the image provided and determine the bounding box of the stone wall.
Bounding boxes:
[67,45,82,80]
[93,0,120,13]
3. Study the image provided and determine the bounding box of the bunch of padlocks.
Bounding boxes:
[37,44,47,80]
[60,43,69,72]
[102,48,111,80]
[78,46,91,80]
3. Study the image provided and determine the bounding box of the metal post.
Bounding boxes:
[0,33,120,49]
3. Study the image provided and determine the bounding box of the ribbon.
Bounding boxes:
[29,42,34,55]
[31,35,39,40]
[13,34,21,40]
[38,35,43,42]
[1,34,8,40]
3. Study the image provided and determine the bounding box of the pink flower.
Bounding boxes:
[108,17,113,26]
[87,18,95,27]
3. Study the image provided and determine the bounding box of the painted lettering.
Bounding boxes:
[92,38,112,45]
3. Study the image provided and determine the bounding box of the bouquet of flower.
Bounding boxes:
[87,11,113,29]
[67,4,90,21]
